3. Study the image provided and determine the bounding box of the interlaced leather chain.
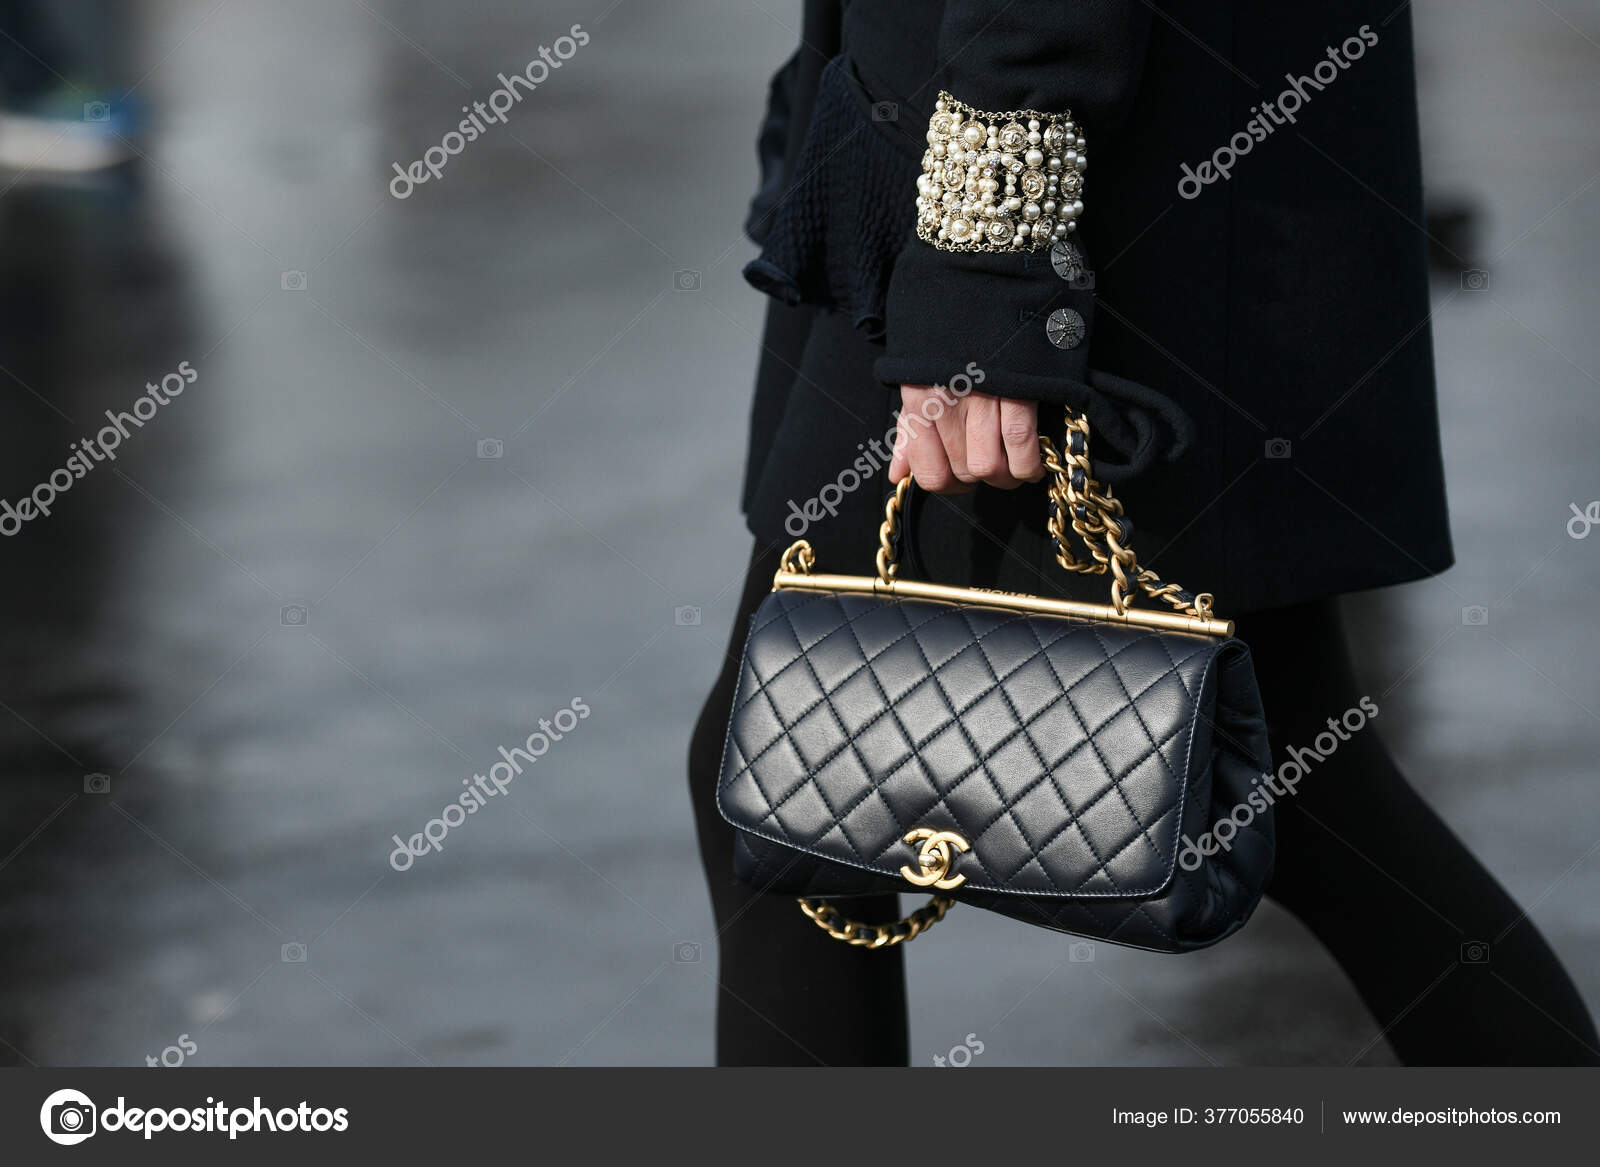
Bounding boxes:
[1039,414,1213,619]
[797,895,955,948]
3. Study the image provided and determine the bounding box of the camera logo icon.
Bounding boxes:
[281,941,308,963]
[1461,605,1489,626]
[1264,438,1292,460]
[871,101,899,122]
[476,438,504,459]
[674,606,702,627]
[1461,268,1490,292]
[40,1088,97,1145]
[84,773,111,795]
[1460,940,1490,964]
[280,604,308,627]
[672,270,701,292]
[673,941,701,963]
[280,270,308,292]
[82,101,111,123]
[1068,941,1096,963]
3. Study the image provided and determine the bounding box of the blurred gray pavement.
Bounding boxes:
[0,0,1596,1066]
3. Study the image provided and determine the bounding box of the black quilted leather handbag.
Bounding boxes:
[716,415,1275,953]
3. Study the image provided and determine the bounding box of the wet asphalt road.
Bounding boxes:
[0,0,1596,1065]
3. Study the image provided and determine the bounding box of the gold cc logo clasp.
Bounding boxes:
[899,828,970,890]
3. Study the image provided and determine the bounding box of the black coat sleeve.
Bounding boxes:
[872,1,1152,404]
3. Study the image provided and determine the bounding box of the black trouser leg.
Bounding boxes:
[686,542,910,1066]
[1243,599,1600,1065]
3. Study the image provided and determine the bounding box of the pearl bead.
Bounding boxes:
[1043,200,1057,215]
[1024,148,1044,168]
[932,142,945,157]
[1003,197,1021,211]
[1027,130,1042,145]
[1071,199,1084,216]
[1022,201,1040,221]
[1060,223,1072,235]
[1075,135,1086,149]
[961,124,983,146]
[1046,156,1062,171]
[1027,119,1040,131]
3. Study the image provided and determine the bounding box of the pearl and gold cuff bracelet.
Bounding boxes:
[915,92,1087,252]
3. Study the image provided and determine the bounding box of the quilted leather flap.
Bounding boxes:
[717,588,1229,900]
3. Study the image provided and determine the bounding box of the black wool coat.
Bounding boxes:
[738,0,1452,614]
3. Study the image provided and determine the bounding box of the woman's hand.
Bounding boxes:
[888,386,1045,493]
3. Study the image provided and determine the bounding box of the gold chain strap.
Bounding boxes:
[776,539,815,582]
[798,895,956,948]
[874,475,912,583]
[1040,415,1213,618]
[875,414,1212,619]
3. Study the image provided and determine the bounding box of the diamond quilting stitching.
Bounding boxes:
[720,591,1224,898]
[842,598,1079,897]
[1023,625,1184,890]
[734,601,1086,874]
[785,616,1206,877]
[727,594,991,782]
[953,614,1203,890]
[733,593,1198,818]
[729,597,1082,826]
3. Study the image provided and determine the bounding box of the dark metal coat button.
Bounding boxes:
[1045,307,1085,349]
[1050,239,1084,283]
